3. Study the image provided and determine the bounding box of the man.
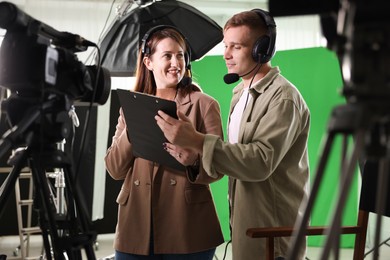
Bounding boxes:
[156,9,310,260]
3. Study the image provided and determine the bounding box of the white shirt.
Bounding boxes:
[228,87,252,144]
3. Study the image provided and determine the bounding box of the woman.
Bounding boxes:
[104,25,224,259]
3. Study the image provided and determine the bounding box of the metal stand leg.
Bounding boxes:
[287,104,376,260]
[365,236,390,258]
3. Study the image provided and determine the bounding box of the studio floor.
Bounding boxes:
[1,234,390,259]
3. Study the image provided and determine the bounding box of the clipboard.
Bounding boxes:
[116,89,185,171]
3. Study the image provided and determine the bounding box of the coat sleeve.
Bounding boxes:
[186,95,224,184]
[202,97,309,181]
[104,107,135,180]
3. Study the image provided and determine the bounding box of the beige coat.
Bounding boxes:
[105,89,224,255]
[202,67,310,259]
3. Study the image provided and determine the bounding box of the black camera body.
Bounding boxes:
[0,31,110,105]
[0,2,111,145]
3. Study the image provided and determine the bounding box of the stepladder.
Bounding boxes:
[13,168,42,260]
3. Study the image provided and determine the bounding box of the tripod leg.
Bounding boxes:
[1,142,98,259]
[0,148,28,218]
[331,134,351,260]
[37,205,54,260]
[29,156,68,260]
[29,156,97,260]
[287,131,337,260]
[372,147,390,260]
[319,130,366,260]
[62,164,97,260]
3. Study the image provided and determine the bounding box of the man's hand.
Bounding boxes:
[155,110,204,154]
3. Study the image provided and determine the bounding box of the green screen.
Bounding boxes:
[191,47,359,247]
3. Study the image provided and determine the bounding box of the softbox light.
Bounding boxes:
[99,0,223,76]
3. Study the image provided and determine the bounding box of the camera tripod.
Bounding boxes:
[286,102,390,260]
[0,100,97,260]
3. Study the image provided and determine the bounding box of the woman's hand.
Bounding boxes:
[163,142,198,166]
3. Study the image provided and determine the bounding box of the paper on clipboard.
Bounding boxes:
[116,89,185,171]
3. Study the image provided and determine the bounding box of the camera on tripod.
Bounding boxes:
[0,1,111,147]
[268,1,390,259]
[0,2,111,259]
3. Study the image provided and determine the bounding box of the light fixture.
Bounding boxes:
[99,0,223,76]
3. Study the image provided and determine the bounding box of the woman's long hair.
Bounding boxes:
[133,27,200,96]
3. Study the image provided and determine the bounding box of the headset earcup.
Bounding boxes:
[185,52,190,70]
[252,35,270,63]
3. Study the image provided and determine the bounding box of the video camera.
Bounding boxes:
[268,1,390,259]
[0,1,111,146]
[269,0,390,102]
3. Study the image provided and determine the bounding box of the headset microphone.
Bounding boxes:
[223,73,240,84]
[223,63,260,84]
[181,63,192,86]
[181,76,192,86]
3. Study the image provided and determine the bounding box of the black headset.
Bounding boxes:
[141,25,192,71]
[251,9,277,64]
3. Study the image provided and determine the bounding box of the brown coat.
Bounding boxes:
[105,89,224,255]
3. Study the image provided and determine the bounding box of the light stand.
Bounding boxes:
[47,140,68,216]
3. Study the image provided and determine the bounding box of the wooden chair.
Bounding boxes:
[246,210,369,260]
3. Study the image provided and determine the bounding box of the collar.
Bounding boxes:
[232,66,281,98]
[174,88,191,106]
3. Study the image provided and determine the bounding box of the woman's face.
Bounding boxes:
[144,37,186,89]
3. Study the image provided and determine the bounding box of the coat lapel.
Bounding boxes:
[175,89,192,116]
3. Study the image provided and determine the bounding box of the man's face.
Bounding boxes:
[223,25,258,79]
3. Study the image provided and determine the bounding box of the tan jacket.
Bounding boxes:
[105,89,224,255]
[202,67,310,259]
